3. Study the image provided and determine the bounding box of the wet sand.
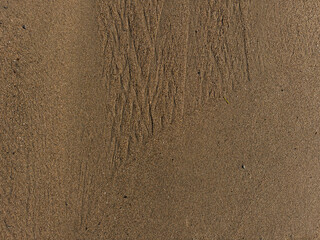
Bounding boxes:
[1,0,320,239]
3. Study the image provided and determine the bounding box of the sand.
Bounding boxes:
[1,0,320,239]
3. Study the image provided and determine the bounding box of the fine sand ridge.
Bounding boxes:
[98,0,251,174]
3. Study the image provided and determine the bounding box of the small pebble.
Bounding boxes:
[22,25,26,29]
[241,164,245,169]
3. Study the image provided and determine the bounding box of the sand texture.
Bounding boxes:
[1,0,320,239]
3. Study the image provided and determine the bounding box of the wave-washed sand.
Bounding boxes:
[1,0,320,239]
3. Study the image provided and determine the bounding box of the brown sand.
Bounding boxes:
[1,0,320,239]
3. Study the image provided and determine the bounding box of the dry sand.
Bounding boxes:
[1,0,320,239]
